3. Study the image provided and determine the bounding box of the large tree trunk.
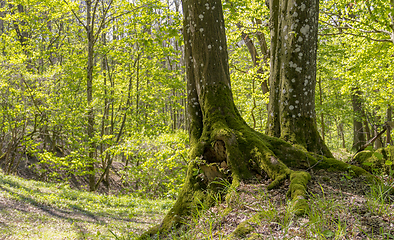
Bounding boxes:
[266,0,332,158]
[142,1,306,233]
[140,0,368,238]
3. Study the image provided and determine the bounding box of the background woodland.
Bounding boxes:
[0,0,393,198]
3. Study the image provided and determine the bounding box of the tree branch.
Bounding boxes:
[63,0,87,30]
[93,3,155,44]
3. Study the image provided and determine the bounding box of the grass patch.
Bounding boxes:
[1,166,394,239]
[0,173,173,239]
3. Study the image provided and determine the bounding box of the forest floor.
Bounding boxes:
[164,154,394,240]
[0,150,394,239]
[0,172,173,239]
[172,170,394,240]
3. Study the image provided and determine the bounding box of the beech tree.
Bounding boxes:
[141,0,370,237]
[267,0,333,157]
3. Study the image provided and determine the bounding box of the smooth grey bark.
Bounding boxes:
[267,0,332,157]
[183,0,233,144]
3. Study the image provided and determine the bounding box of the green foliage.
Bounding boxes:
[113,131,189,199]
[0,0,186,191]
[1,3,394,239]
[224,0,270,130]
[317,0,394,150]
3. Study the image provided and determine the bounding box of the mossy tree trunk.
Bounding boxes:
[140,0,370,238]
[266,0,332,157]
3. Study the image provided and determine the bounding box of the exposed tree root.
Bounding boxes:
[139,123,373,239]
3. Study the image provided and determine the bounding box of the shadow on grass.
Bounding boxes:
[0,174,164,226]
[0,185,105,223]
[0,175,104,224]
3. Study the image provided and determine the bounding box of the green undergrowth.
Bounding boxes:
[0,172,173,239]
[113,131,189,199]
[32,131,189,199]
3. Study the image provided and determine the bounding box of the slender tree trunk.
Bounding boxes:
[337,121,345,149]
[135,56,140,129]
[0,1,4,35]
[86,0,96,191]
[374,108,383,149]
[100,31,111,188]
[318,77,325,141]
[94,54,137,191]
[374,125,382,149]
[236,23,269,95]
[386,105,392,145]
[364,118,371,141]
[236,22,269,123]
[374,125,383,149]
[351,88,366,151]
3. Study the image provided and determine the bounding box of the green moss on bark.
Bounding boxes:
[139,161,213,239]
[353,146,394,175]
[288,171,311,215]
[141,125,378,239]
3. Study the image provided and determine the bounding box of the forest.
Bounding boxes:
[0,0,393,239]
